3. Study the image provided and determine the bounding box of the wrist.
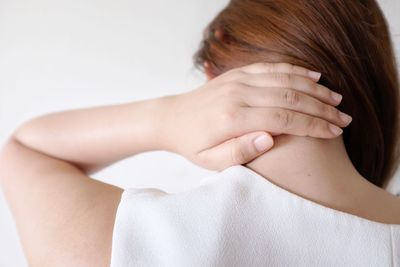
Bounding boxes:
[152,94,181,153]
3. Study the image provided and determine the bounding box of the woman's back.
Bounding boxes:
[111,165,400,266]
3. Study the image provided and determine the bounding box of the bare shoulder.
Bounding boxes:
[374,187,400,224]
[355,179,400,225]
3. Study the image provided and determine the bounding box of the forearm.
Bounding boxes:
[13,96,172,174]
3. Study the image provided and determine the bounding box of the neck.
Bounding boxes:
[244,134,400,223]
[245,134,372,208]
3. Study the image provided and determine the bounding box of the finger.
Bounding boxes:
[230,107,344,139]
[238,62,322,82]
[238,86,352,127]
[196,132,274,171]
[239,72,342,106]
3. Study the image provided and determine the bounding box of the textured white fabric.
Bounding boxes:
[111,165,400,267]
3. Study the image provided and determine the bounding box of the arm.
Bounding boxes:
[0,97,170,266]
[0,139,122,266]
[0,63,350,266]
[0,97,172,266]
[13,97,167,174]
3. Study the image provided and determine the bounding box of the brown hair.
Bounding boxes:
[194,0,400,187]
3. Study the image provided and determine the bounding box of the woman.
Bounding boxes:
[1,0,399,266]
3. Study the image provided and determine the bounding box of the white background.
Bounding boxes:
[0,0,399,265]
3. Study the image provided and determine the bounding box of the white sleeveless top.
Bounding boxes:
[110,165,400,266]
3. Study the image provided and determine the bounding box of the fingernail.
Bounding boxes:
[308,71,322,81]
[329,124,343,136]
[331,92,343,104]
[339,112,352,124]
[254,135,272,152]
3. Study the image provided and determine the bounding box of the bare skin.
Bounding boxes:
[245,135,400,224]
[0,62,368,266]
[0,140,122,266]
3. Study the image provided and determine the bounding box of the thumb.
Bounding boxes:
[196,132,274,171]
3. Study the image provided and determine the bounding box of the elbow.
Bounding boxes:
[12,118,39,147]
[0,137,20,187]
[0,119,34,184]
[0,122,42,185]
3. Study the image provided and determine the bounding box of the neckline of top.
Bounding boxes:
[214,165,400,228]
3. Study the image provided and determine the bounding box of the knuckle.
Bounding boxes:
[220,106,241,126]
[265,62,275,72]
[223,82,242,96]
[281,63,294,73]
[250,62,273,73]
[274,73,291,87]
[283,90,300,106]
[230,143,247,164]
[274,109,292,129]
[306,117,318,133]
[220,109,235,124]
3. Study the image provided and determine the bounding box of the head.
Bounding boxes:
[194,0,400,188]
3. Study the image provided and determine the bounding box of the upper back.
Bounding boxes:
[111,165,400,266]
